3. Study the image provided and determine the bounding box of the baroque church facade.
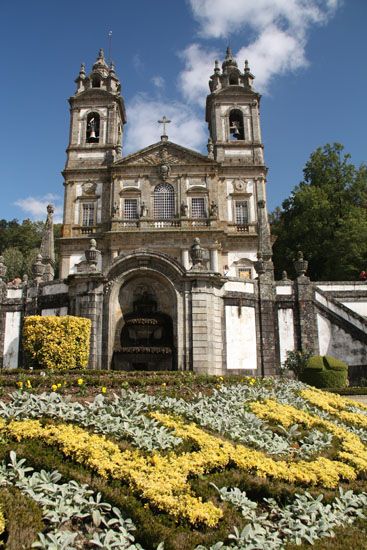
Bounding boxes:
[0,49,366,376]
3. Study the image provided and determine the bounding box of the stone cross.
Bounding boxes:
[158,115,171,137]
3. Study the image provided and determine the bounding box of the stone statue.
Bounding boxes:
[180,202,188,217]
[209,201,218,218]
[140,202,148,218]
[112,202,119,218]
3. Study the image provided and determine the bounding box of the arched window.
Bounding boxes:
[86,112,100,143]
[154,183,175,219]
[92,76,101,88]
[229,74,239,85]
[229,109,245,140]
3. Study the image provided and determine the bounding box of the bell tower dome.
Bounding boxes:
[205,48,263,165]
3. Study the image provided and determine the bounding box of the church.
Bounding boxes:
[0,49,366,377]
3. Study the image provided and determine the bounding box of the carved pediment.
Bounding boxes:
[114,141,217,168]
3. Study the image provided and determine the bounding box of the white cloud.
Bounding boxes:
[151,76,165,90]
[124,94,207,153]
[178,0,341,99]
[178,44,220,106]
[14,194,63,223]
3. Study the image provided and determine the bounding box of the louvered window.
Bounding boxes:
[82,203,95,226]
[235,201,248,225]
[154,183,175,219]
[124,199,138,219]
[191,197,206,218]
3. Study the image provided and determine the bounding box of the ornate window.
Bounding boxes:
[124,198,138,219]
[154,183,175,219]
[191,197,206,218]
[235,200,248,225]
[229,109,244,140]
[82,202,96,226]
[238,268,252,280]
[86,112,100,143]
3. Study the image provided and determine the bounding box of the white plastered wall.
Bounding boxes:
[225,305,257,370]
[277,308,295,364]
[317,312,367,366]
[3,311,21,369]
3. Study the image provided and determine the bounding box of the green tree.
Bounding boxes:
[271,143,367,280]
[3,247,24,281]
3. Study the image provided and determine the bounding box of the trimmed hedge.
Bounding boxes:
[23,316,91,370]
[0,486,44,549]
[300,355,348,389]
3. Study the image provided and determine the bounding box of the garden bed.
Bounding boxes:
[0,373,366,548]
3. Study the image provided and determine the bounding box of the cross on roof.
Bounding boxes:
[158,115,171,137]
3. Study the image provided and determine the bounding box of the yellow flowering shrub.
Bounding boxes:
[250,399,367,473]
[2,405,364,528]
[23,316,91,370]
[301,387,367,428]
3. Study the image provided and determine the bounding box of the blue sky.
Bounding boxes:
[1,0,366,222]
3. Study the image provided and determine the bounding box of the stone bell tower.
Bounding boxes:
[65,48,126,167]
[61,49,126,242]
[206,47,273,274]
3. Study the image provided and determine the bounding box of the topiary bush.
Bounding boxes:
[23,315,91,370]
[300,355,348,388]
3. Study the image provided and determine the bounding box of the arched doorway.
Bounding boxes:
[112,276,177,371]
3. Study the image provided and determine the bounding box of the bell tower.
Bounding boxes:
[61,49,127,245]
[65,48,126,171]
[205,48,264,166]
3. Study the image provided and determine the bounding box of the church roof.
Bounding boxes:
[113,140,218,167]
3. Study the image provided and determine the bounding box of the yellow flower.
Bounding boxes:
[77,378,84,386]
[101,386,107,394]
[51,384,58,392]
[57,383,62,388]
[25,380,32,389]
[16,381,23,389]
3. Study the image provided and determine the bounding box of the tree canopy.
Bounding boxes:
[0,219,61,280]
[271,143,367,281]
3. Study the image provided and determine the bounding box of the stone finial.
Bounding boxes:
[293,251,308,277]
[214,60,220,73]
[281,270,289,281]
[254,255,266,275]
[190,237,204,269]
[79,63,86,78]
[244,59,250,73]
[0,256,7,280]
[109,62,116,74]
[32,254,44,282]
[39,204,55,282]
[85,239,100,272]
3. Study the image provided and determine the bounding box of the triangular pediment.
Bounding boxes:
[114,140,217,167]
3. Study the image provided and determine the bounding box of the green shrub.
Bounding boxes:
[300,355,348,389]
[282,349,312,378]
[0,486,44,549]
[23,315,91,370]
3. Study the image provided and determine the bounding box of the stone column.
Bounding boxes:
[293,252,319,354]
[181,249,190,270]
[189,274,225,375]
[68,274,104,369]
[254,257,278,376]
[209,248,219,272]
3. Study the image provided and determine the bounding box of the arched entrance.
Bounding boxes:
[103,251,187,371]
[114,285,175,371]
